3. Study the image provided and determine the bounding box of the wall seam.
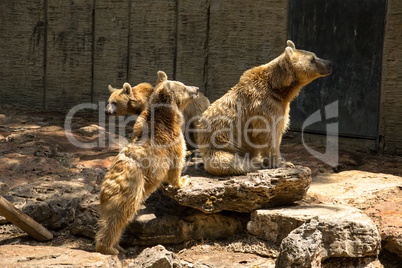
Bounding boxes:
[203,0,210,97]
[43,0,48,109]
[172,0,179,80]
[90,0,96,104]
[127,0,132,81]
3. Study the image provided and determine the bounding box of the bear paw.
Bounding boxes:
[178,175,190,188]
[278,161,295,168]
[96,244,120,255]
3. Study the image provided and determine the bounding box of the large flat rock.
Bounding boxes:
[307,170,402,258]
[247,204,381,260]
[162,163,311,214]
[0,245,120,267]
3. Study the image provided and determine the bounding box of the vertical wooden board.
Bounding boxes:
[175,0,208,93]
[92,0,130,104]
[45,0,93,110]
[380,0,402,153]
[207,0,288,101]
[0,1,45,108]
[129,0,176,85]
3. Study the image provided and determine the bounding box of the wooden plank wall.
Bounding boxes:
[0,1,46,108]
[379,0,402,154]
[0,0,401,153]
[0,0,287,109]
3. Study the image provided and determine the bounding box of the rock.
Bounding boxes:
[0,245,121,267]
[162,163,311,214]
[0,181,10,195]
[71,190,246,246]
[5,180,94,230]
[247,204,381,259]
[321,257,383,268]
[123,191,246,246]
[0,195,26,224]
[307,171,401,210]
[367,196,402,258]
[71,194,100,238]
[129,245,182,268]
[276,218,322,268]
[306,171,402,258]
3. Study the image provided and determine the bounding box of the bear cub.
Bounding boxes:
[95,72,199,255]
[106,72,210,149]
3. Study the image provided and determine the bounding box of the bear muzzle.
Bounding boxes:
[105,103,117,116]
[188,86,200,99]
[318,59,333,76]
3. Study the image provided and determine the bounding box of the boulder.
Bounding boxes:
[4,180,94,230]
[276,218,322,268]
[247,204,381,259]
[72,190,246,246]
[129,245,182,268]
[162,163,311,214]
[367,196,402,258]
[0,181,9,195]
[307,171,402,258]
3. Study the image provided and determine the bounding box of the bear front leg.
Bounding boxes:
[166,168,189,188]
[272,146,294,168]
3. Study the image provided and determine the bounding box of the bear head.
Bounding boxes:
[154,71,199,111]
[105,82,153,116]
[105,83,133,116]
[285,40,332,85]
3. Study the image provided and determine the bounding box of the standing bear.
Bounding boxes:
[95,72,199,255]
[106,72,210,149]
[197,40,332,176]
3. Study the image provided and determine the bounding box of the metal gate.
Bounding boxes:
[287,0,387,139]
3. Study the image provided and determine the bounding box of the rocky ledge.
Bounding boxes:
[162,164,312,214]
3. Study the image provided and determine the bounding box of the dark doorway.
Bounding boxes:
[287,0,387,139]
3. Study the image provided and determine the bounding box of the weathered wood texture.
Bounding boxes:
[207,0,288,101]
[128,0,176,86]
[175,0,208,94]
[0,195,53,241]
[379,0,402,154]
[45,0,94,110]
[0,1,45,108]
[93,0,130,104]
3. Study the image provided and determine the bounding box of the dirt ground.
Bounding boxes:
[0,105,401,267]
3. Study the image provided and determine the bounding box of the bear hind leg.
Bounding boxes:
[203,150,259,176]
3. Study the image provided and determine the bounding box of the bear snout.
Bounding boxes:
[105,104,117,116]
[188,86,200,99]
[317,59,333,76]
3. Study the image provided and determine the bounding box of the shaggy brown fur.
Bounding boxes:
[106,73,210,149]
[197,40,332,176]
[95,73,199,255]
[105,82,154,116]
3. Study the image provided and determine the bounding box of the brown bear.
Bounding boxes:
[197,40,332,176]
[105,82,154,117]
[95,73,199,255]
[106,73,210,149]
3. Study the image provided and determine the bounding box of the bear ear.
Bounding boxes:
[108,85,116,93]
[287,40,296,49]
[122,82,132,95]
[285,46,294,58]
[157,71,168,84]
